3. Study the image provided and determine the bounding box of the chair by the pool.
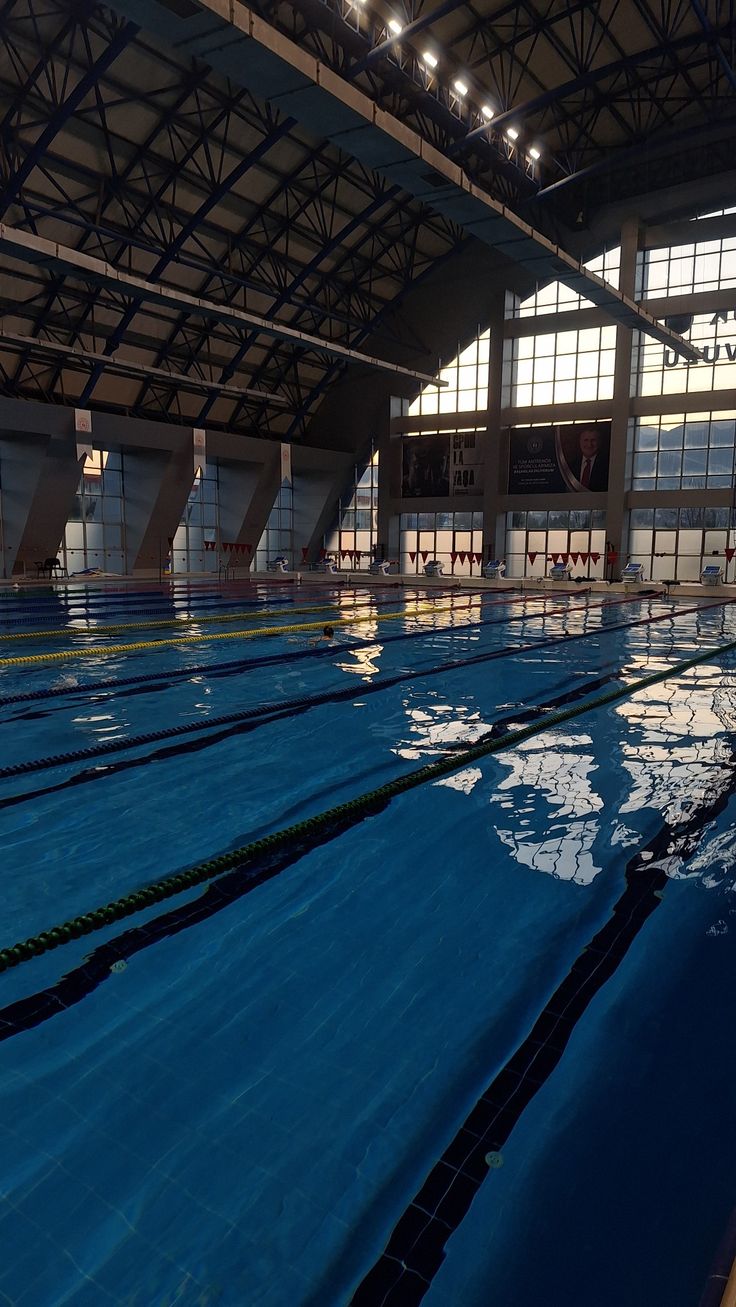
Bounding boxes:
[36,557,68,579]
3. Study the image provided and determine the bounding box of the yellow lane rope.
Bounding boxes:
[0,601,478,667]
[0,596,452,643]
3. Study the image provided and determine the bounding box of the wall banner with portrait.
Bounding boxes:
[507,421,611,494]
[402,431,483,498]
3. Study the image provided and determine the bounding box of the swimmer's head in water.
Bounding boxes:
[323,625,334,638]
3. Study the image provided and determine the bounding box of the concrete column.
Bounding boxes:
[123,447,194,573]
[482,290,509,562]
[376,399,397,561]
[0,433,48,576]
[218,452,280,564]
[605,218,640,567]
[15,438,86,573]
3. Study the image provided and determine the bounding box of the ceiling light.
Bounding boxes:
[529,146,540,160]
[506,127,519,141]
[453,78,468,96]
[388,18,402,35]
[422,50,438,68]
[481,105,494,120]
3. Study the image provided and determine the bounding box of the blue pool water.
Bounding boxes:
[1,580,735,1306]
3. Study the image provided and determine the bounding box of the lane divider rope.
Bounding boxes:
[0,601,479,667]
[0,599,721,782]
[0,592,645,707]
[0,591,595,669]
[0,596,439,642]
[2,631,734,973]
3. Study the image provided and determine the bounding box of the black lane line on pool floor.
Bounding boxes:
[346,752,736,1307]
[0,595,699,802]
[0,673,628,1044]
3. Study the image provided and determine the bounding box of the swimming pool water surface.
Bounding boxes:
[0,580,735,1306]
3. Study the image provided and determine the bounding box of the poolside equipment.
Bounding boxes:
[483,560,505,579]
[701,565,723,585]
[621,562,645,584]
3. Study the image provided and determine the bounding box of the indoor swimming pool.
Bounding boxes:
[0,579,735,1306]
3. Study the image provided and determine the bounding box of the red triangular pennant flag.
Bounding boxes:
[726,547,735,562]
[570,552,579,565]
[590,552,600,564]
[450,552,457,563]
[580,552,589,565]
[560,553,569,564]
[459,551,467,564]
[421,550,429,563]
[528,552,537,564]
[475,553,483,565]
[409,551,416,563]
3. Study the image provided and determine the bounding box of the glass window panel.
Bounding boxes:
[658,450,682,477]
[660,427,683,449]
[633,452,657,477]
[683,421,710,446]
[629,509,654,527]
[654,508,678,528]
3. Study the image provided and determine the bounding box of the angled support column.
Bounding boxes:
[0,431,82,576]
[123,446,195,573]
[15,437,85,574]
[293,446,354,565]
[217,445,280,562]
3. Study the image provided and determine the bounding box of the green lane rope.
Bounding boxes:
[0,599,468,668]
[2,632,734,974]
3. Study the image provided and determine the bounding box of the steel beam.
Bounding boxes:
[0,330,291,407]
[0,224,447,386]
[102,0,701,362]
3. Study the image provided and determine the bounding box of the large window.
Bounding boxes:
[61,450,125,574]
[628,413,736,491]
[511,246,620,319]
[504,324,617,408]
[324,450,378,568]
[505,509,607,580]
[400,510,484,576]
[408,331,490,417]
[633,313,736,398]
[638,224,736,299]
[627,506,736,582]
[172,465,219,573]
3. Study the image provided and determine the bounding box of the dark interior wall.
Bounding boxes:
[303,238,533,456]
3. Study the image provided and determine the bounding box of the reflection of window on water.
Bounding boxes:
[489,734,604,885]
[617,671,736,880]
